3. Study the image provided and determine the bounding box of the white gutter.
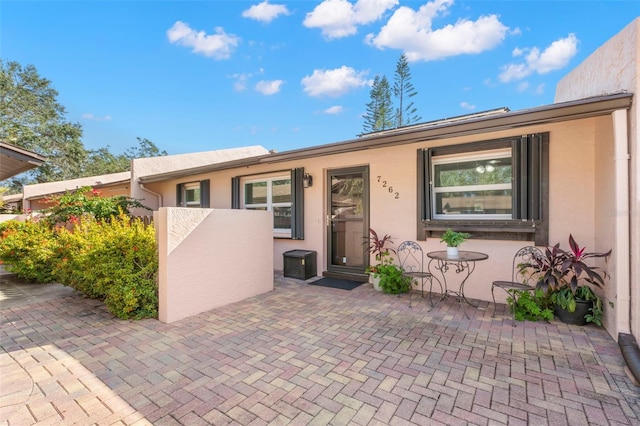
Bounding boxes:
[613,109,630,335]
[139,182,163,208]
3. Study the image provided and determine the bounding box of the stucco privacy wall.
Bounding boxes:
[556,18,639,339]
[155,208,273,323]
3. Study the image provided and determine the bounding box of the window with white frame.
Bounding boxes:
[432,148,512,219]
[419,133,549,244]
[232,168,306,240]
[243,176,292,236]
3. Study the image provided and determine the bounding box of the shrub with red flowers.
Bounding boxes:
[40,186,150,227]
[0,189,158,319]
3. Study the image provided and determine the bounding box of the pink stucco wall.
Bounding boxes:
[556,18,638,341]
[156,208,274,323]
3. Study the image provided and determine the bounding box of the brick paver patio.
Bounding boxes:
[1,273,639,425]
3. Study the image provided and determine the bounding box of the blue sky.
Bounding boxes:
[2,1,638,156]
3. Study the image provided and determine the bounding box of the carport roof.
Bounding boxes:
[0,142,47,181]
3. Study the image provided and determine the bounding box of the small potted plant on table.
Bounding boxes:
[440,229,471,258]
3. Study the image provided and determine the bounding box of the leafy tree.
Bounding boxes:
[1,60,86,192]
[83,137,167,176]
[125,137,167,159]
[83,147,131,177]
[1,60,168,191]
[362,75,394,133]
[393,54,421,127]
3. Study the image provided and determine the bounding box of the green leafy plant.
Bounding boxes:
[439,229,471,247]
[377,262,411,294]
[510,289,554,322]
[550,285,603,326]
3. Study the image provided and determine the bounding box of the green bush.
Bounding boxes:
[53,213,158,319]
[378,263,411,294]
[0,220,58,282]
[510,289,554,322]
[0,195,158,319]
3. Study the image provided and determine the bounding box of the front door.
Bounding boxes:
[327,166,369,275]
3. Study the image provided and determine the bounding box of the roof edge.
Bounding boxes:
[138,92,632,183]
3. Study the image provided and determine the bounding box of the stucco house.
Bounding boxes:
[135,18,638,350]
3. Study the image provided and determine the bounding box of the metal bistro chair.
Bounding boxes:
[397,241,442,308]
[491,246,543,327]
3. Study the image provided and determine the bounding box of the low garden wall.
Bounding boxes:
[155,208,273,323]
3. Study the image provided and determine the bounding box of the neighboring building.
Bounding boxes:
[11,145,270,213]
[22,171,132,211]
[135,18,639,346]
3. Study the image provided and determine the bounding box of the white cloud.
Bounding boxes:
[231,73,250,91]
[460,102,475,110]
[499,34,578,82]
[367,0,508,62]
[301,66,370,97]
[304,0,398,39]
[242,1,290,23]
[255,79,284,95]
[517,81,529,93]
[82,113,111,121]
[167,21,239,59]
[324,105,344,114]
[534,83,545,95]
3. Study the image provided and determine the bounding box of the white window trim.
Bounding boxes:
[242,175,292,238]
[432,148,512,220]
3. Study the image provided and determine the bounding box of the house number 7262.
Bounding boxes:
[377,176,399,199]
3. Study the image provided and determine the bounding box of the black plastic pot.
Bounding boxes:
[555,299,592,325]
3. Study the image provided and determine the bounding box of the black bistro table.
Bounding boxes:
[426,250,489,318]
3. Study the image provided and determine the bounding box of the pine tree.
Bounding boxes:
[393,54,421,128]
[362,75,393,133]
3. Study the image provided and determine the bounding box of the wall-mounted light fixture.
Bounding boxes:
[303,173,313,188]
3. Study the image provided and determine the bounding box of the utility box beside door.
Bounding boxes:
[283,250,317,280]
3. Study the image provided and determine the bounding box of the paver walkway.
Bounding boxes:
[1,273,639,425]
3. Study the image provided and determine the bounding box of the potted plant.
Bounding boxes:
[364,228,395,291]
[523,234,611,326]
[375,260,411,294]
[439,229,471,257]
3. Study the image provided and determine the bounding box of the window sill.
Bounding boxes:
[421,219,544,243]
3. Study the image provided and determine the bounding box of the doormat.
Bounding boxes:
[308,277,364,291]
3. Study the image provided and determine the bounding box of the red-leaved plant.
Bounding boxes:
[524,234,611,293]
[364,228,395,262]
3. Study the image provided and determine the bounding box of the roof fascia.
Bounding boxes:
[138,93,632,184]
